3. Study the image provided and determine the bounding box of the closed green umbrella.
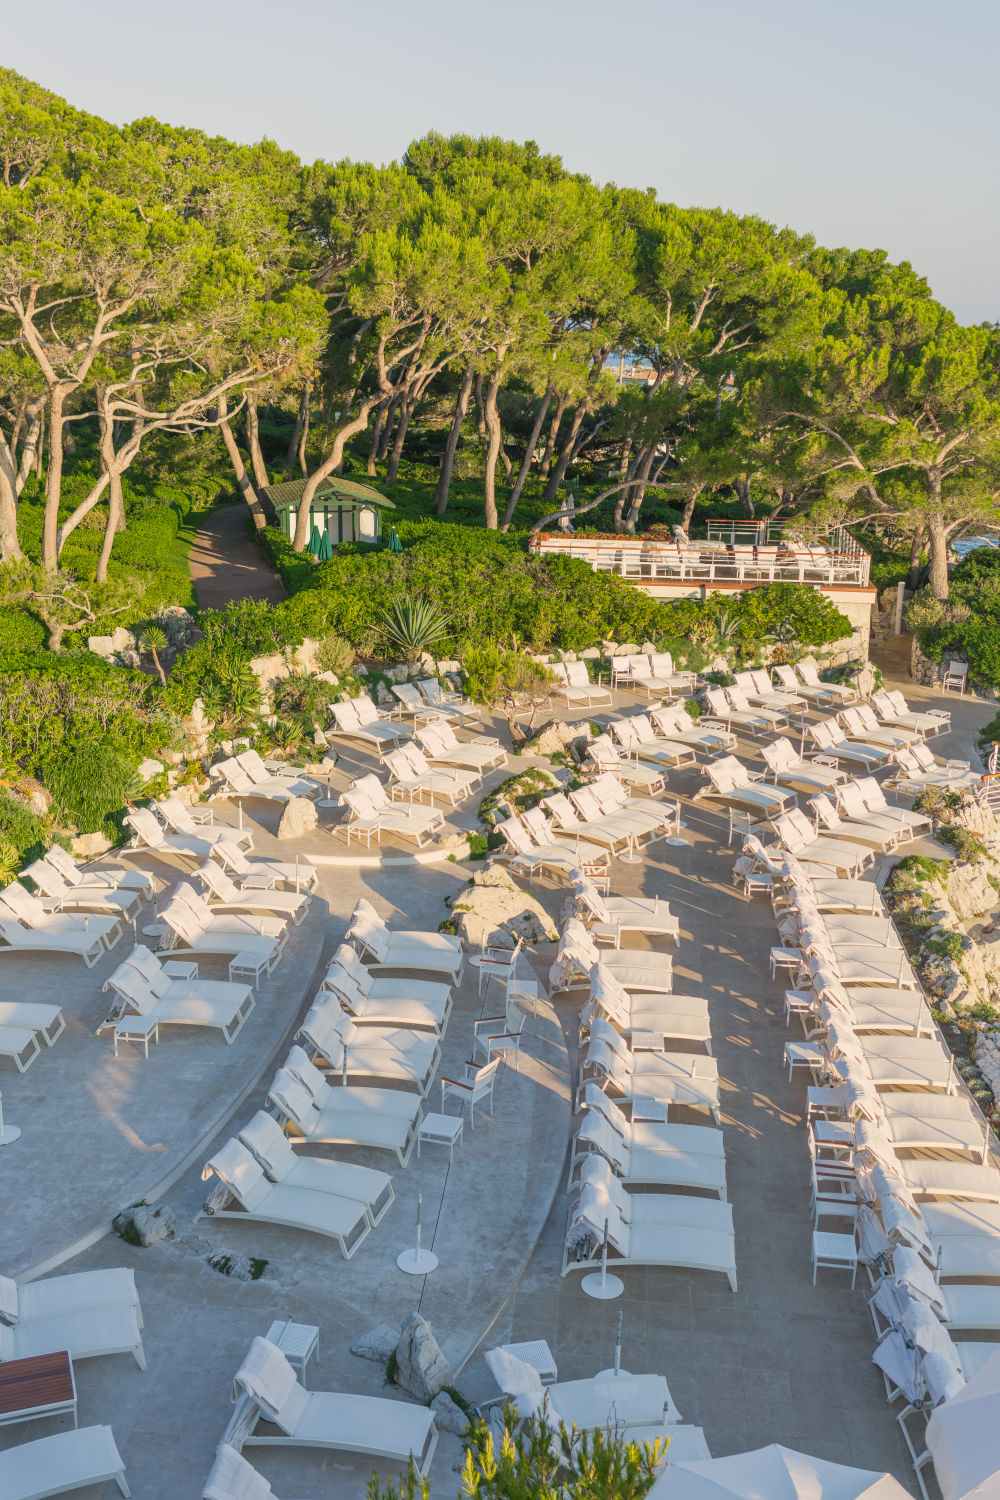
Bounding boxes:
[316,530,333,561]
[306,524,324,557]
[388,526,403,553]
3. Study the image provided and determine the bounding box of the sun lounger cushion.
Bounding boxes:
[0,1425,127,1500]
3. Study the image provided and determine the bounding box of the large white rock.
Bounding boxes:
[276,796,318,840]
[249,654,289,691]
[449,866,558,948]
[394,1313,452,1402]
[87,635,117,657]
[350,1324,398,1363]
[113,1202,176,1247]
[71,832,113,858]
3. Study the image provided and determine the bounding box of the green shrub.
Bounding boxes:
[893,854,951,885]
[937,824,988,862]
[40,741,138,837]
[924,932,966,964]
[314,634,355,675]
[0,792,49,864]
[0,608,47,653]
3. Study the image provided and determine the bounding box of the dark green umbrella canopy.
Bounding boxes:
[388,526,403,553]
[306,524,324,557]
[316,530,334,561]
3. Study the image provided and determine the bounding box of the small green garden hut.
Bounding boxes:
[263,477,395,547]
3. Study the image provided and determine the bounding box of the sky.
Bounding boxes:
[4,0,996,324]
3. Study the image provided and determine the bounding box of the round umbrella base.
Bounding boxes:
[397,1248,438,1275]
[581,1272,625,1299]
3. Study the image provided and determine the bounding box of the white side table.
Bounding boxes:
[265,1320,319,1388]
[631,1097,669,1122]
[229,952,270,988]
[417,1112,464,1162]
[113,1014,159,1059]
[163,959,198,981]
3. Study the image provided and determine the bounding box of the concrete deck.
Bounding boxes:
[0,667,992,1498]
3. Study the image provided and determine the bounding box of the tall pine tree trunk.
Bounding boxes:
[385,397,412,484]
[434,363,474,516]
[366,399,388,476]
[543,397,589,501]
[539,390,568,479]
[286,388,308,473]
[501,380,553,530]
[907,526,925,591]
[245,393,269,489]
[482,366,504,530]
[218,396,266,530]
[41,388,67,572]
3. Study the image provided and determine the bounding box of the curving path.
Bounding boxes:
[189,504,285,610]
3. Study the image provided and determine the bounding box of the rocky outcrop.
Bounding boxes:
[113,1203,176,1247]
[349,1324,398,1364]
[523,719,593,761]
[447,865,558,948]
[276,796,318,840]
[393,1313,452,1402]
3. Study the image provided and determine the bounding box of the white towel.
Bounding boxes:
[484,1347,544,1415]
[234,1337,297,1420]
[203,1442,273,1500]
[893,1247,947,1318]
[0,1275,18,1326]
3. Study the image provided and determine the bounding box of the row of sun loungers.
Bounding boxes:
[753,853,1000,1499]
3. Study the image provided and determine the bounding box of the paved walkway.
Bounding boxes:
[190,505,286,610]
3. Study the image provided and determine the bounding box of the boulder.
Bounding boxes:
[315,671,339,685]
[293,638,321,674]
[71,832,113,858]
[394,1313,452,1402]
[449,865,559,948]
[277,796,319,840]
[109,626,136,653]
[947,863,999,922]
[430,1391,468,1435]
[354,665,369,677]
[87,635,117,658]
[526,721,590,759]
[113,1202,176,1247]
[641,641,657,654]
[387,664,410,684]
[376,682,394,705]
[183,698,213,756]
[849,660,879,699]
[249,654,289,691]
[417,652,437,674]
[579,647,602,660]
[136,759,164,782]
[119,648,141,669]
[350,1323,399,1364]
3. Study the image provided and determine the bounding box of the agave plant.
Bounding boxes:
[712,608,744,642]
[380,598,451,664]
[0,840,19,888]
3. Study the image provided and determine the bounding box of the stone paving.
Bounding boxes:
[0,664,992,1498]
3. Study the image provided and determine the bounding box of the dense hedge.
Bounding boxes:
[911,549,1000,688]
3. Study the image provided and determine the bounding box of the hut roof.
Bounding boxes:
[263,477,395,510]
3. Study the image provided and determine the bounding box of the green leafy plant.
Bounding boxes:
[937,824,988,862]
[380,598,452,663]
[313,633,355,676]
[40,741,137,837]
[924,932,966,964]
[463,646,559,745]
[0,839,20,887]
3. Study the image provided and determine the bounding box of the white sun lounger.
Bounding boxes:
[887,743,980,796]
[585,971,709,1047]
[573,1100,727,1197]
[269,1049,420,1166]
[872,691,950,737]
[203,1444,275,1500]
[390,680,457,723]
[199,1139,373,1257]
[415,720,508,772]
[0,1001,64,1046]
[339,773,445,846]
[46,844,155,902]
[649,705,735,756]
[797,658,857,703]
[232,1337,438,1473]
[0,1426,129,1499]
[549,917,674,992]
[193,861,310,924]
[697,755,796,817]
[237,1111,394,1222]
[416,676,481,723]
[321,947,451,1030]
[0,882,124,949]
[103,945,255,1044]
[347,898,463,978]
[847,703,923,748]
[154,794,256,847]
[541,792,640,855]
[485,1346,682,1430]
[211,841,319,892]
[760,737,845,794]
[1,1268,139,1325]
[493,814,611,882]
[166,884,287,946]
[384,745,477,805]
[882,1095,992,1157]
[610,715,702,768]
[565,1169,736,1290]
[772,809,873,876]
[296,1006,440,1096]
[328,694,413,748]
[0,1268,145,1368]
[572,874,680,944]
[772,662,837,706]
[212,756,319,804]
[581,1028,721,1122]
[586,734,674,789]
[23,857,141,917]
[0,917,107,969]
[807,719,892,769]
[558,659,612,708]
[126,806,245,863]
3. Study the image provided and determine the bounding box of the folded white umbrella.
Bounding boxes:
[927,1350,1000,1500]
[647,1443,913,1500]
